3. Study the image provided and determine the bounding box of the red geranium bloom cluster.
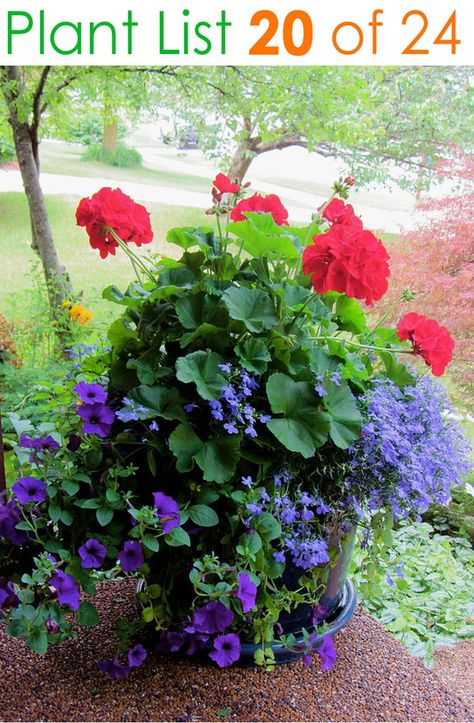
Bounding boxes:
[76,187,153,259]
[397,312,455,376]
[231,193,289,227]
[302,200,390,305]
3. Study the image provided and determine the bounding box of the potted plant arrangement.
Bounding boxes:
[0,176,470,676]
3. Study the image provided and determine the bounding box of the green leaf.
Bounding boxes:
[127,350,172,385]
[180,323,227,349]
[59,510,73,526]
[74,498,101,509]
[189,504,219,527]
[195,436,240,484]
[165,527,191,547]
[176,351,226,400]
[167,227,214,252]
[107,318,137,354]
[141,607,155,623]
[169,423,203,473]
[252,512,281,542]
[27,627,48,655]
[309,348,342,376]
[48,504,62,523]
[236,338,271,374]
[380,352,416,388]
[96,507,114,527]
[129,385,186,421]
[142,534,160,552]
[77,601,100,627]
[61,480,80,497]
[146,584,162,599]
[222,287,279,333]
[324,381,361,449]
[6,618,28,637]
[336,295,369,334]
[266,373,330,458]
[175,292,227,330]
[228,214,300,260]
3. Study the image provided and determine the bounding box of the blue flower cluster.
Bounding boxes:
[209,366,271,438]
[245,471,330,570]
[346,376,472,520]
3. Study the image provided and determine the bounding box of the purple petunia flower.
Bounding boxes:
[45,619,60,634]
[192,601,234,634]
[77,403,115,437]
[19,434,60,453]
[74,382,108,405]
[118,541,144,572]
[153,492,180,533]
[50,570,80,611]
[0,497,29,545]
[236,572,257,613]
[128,643,147,668]
[155,630,186,653]
[317,635,337,671]
[96,658,130,678]
[78,538,107,569]
[0,578,19,613]
[209,633,241,668]
[12,477,47,505]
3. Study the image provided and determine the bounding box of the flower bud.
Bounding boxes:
[46,619,60,635]
[344,176,356,187]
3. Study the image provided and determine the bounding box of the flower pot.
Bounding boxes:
[138,524,357,666]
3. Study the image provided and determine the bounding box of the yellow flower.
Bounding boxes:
[69,304,94,325]
[61,300,72,309]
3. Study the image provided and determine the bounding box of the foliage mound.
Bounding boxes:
[82,143,143,168]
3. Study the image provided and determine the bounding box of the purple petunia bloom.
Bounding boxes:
[209,633,241,668]
[317,635,337,671]
[74,382,108,405]
[12,477,47,505]
[0,497,29,545]
[153,492,180,533]
[19,434,60,453]
[192,601,234,634]
[0,578,19,613]
[236,572,257,613]
[78,538,107,569]
[118,541,144,572]
[128,643,147,668]
[45,619,60,634]
[155,630,186,654]
[96,658,130,678]
[50,570,80,611]
[77,403,115,437]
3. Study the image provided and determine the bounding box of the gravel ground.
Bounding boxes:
[0,580,472,723]
[434,640,474,711]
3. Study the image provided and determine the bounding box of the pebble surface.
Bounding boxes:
[0,580,472,722]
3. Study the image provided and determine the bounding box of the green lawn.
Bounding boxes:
[39,141,211,193]
[0,193,210,326]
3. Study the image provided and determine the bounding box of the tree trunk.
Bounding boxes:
[227,139,256,182]
[102,120,118,153]
[3,68,73,310]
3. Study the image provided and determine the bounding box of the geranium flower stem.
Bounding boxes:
[366,295,407,338]
[109,229,156,285]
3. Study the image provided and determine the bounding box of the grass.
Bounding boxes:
[0,193,211,327]
[38,141,211,193]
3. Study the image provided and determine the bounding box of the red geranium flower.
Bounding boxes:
[76,187,153,259]
[321,199,362,228]
[230,193,289,226]
[302,224,390,305]
[213,173,241,195]
[397,312,455,376]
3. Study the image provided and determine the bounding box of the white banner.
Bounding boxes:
[0,0,472,65]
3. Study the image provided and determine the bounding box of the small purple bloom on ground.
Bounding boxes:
[209,633,241,668]
[317,635,337,671]
[118,541,144,572]
[96,658,130,678]
[12,477,47,504]
[78,538,107,569]
[128,643,147,668]
[74,382,107,405]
